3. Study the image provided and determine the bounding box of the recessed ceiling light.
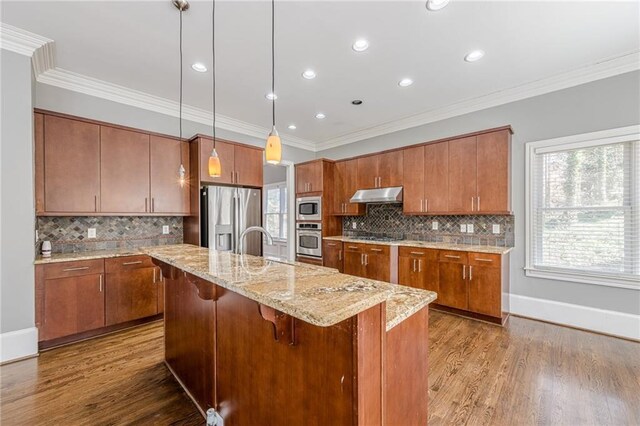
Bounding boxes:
[352,39,369,52]
[302,69,316,79]
[351,100,363,105]
[398,78,414,87]
[288,124,297,130]
[315,113,326,119]
[191,63,207,73]
[265,93,278,100]
[464,50,485,62]
[425,0,450,11]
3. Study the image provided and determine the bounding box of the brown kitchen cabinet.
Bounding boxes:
[343,244,365,278]
[398,247,439,293]
[343,243,390,282]
[150,135,190,214]
[467,253,503,317]
[437,251,469,310]
[42,115,101,213]
[233,144,264,187]
[34,113,45,214]
[296,160,323,194]
[333,159,365,215]
[476,130,511,213]
[357,151,403,190]
[448,136,478,214]
[198,137,263,187]
[323,240,344,272]
[403,142,449,214]
[105,256,160,326]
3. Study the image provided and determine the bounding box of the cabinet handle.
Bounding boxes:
[94,195,98,212]
[309,182,312,191]
[236,171,239,184]
[99,274,103,292]
[328,243,337,246]
[122,260,143,265]
[361,253,364,265]
[420,199,423,212]
[410,251,424,255]
[475,258,494,262]
[348,245,359,249]
[370,248,383,252]
[425,199,428,213]
[63,266,89,272]
[152,198,155,213]
[159,269,163,282]
[338,250,342,261]
[231,171,235,183]
[444,255,461,259]
[412,259,417,272]
[469,265,473,280]
[418,259,422,272]
[463,265,466,280]
[477,196,480,211]
[365,254,369,265]
[471,197,475,212]
[145,197,148,212]
[153,268,156,284]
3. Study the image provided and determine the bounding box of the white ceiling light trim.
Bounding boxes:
[315,50,640,151]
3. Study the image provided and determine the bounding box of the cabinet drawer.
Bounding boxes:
[363,244,390,256]
[468,252,501,267]
[344,243,364,253]
[398,246,438,260]
[438,250,468,264]
[105,255,155,273]
[324,241,342,248]
[43,259,105,279]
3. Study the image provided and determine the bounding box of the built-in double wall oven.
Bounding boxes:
[296,196,322,221]
[296,222,322,258]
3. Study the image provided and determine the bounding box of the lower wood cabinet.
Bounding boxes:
[36,255,164,347]
[343,243,390,282]
[437,252,469,310]
[397,247,439,293]
[323,240,344,272]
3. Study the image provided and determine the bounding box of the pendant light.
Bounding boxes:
[265,0,282,165]
[208,0,221,177]
[174,0,189,187]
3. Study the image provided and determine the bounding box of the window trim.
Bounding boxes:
[525,125,640,290]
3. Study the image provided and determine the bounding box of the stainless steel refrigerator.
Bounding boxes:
[200,186,262,256]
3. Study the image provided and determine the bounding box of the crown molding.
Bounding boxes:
[315,50,640,151]
[0,22,55,76]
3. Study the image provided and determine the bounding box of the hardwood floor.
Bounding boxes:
[1,312,638,425]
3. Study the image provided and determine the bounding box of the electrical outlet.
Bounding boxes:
[492,224,500,234]
[460,224,467,233]
[467,224,474,233]
[352,222,357,230]
[88,228,96,239]
[162,225,170,235]
[432,221,439,231]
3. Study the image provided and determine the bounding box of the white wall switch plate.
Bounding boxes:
[162,225,170,235]
[467,224,474,233]
[88,228,96,239]
[352,222,357,229]
[492,224,500,234]
[460,224,467,233]
[432,221,439,231]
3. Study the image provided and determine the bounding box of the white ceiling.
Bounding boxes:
[2,1,639,150]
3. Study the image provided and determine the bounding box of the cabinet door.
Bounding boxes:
[333,161,347,214]
[468,264,502,317]
[157,269,165,314]
[437,262,468,310]
[296,161,322,194]
[364,249,390,282]
[378,151,403,188]
[200,139,235,184]
[398,249,439,293]
[43,115,101,213]
[333,159,362,215]
[234,145,263,187]
[476,130,510,213]
[105,267,158,325]
[42,274,105,340]
[424,142,449,213]
[448,136,477,213]
[34,113,45,214]
[343,245,364,277]
[357,156,379,190]
[402,146,425,214]
[323,241,344,272]
[100,126,150,213]
[150,136,190,214]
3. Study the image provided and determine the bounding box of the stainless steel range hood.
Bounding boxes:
[350,186,403,204]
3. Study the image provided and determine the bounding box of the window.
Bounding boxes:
[264,183,288,240]
[526,126,640,289]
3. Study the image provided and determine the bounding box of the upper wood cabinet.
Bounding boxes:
[476,130,511,213]
[150,136,190,214]
[100,127,150,213]
[357,151,403,190]
[42,115,101,213]
[35,111,191,216]
[198,138,263,187]
[333,159,364,215]
[296,160,323,194]
[448,136,478,213]
[403,142,449,214]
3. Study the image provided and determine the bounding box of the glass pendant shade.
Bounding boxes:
[178,163,186,187]
[208,148,221,177]
[265,126,282,165]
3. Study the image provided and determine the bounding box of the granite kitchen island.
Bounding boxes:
[144,244,437,426]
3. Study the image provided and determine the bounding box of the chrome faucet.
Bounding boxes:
[238,226,274,255]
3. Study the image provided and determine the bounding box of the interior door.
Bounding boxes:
[448,136,477,213]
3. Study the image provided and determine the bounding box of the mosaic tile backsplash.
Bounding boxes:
[36,216,184,254]
[343,204,514,247]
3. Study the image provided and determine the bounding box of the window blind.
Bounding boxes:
[531,139,639,283]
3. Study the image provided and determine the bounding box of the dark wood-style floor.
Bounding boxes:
[1,311,638,425]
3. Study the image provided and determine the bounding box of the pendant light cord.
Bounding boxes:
[212,0,216,146]
[271,0,275,127]
[179,9,184,166]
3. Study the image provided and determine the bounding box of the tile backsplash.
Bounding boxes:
[36,216,183,254]
[343,204,514,247]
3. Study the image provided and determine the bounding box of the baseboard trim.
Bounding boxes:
[509,294,640,341]
[0,327,39,364]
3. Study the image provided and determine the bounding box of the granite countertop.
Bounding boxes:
[34,247,146,264]
[324,236,513,255]
[143,244,437,331]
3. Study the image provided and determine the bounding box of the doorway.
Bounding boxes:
[262,162,295,261]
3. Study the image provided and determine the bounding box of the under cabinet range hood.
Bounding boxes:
[350,186,403,204]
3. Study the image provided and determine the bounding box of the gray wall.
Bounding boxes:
[35,83,316,164]
[263,164,287,185]
[318,71,640,315]
[1,50,35,333]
